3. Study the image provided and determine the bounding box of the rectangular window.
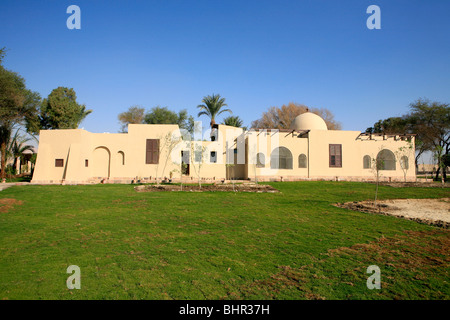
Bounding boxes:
[55,159,64,167]
[329,144,342,167]
[146,139,160,164]
[210,151,217,163]
[194,151,202,163]
[85,159,89,167]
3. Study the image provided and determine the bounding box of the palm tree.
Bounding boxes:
[197,94,232,129]
[8,129,34,174]
[75,105,93,128]
[222,115,244,128]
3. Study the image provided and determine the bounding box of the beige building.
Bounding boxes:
[31,112,416,184]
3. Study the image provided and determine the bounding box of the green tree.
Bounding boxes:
[409,99,450,181]
[433,146,447,185]
[197,94,232,129]
[144,106,194,132]
[443,154,450,168]
[30,87,92,132]
[366,117,409,135]
[366,98,450,173]
[0,47,5,64]
[222,115,244,128]
[0,49,40,182]
[118,105,145,132]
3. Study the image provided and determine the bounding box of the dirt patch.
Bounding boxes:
[369,181,449,188]
[334,198,450,228]
[134,183,279,193]
[0,198,23,213]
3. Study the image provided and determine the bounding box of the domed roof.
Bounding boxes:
[291,112,328,131]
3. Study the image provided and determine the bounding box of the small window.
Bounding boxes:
[329,144,342,168]
[400,156,409,170]
[210,151,217,163]
[211,126,218,141]
[85,159,89,167]
[363,155,371,169]
[298,154,307,168]
[118,151,125,165]
[194,151,203,163]
[55,159,64,167]
[256,153,265,168]
[146,139,159,164]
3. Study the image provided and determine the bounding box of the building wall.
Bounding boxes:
[31,124,416,184]
[308,130,415,181]
[32,125,183,183]
[245,130,309,180]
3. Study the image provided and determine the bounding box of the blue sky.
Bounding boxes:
[1,0,449,137]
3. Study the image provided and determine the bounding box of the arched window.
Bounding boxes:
[400,156,409,170]
[376,149,396,170]
[298,154,307,168]
[270,147,293,169]
[363,155,371,169]
[256,153,265,168]
[118,151,125,165]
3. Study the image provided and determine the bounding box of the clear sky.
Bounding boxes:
[1,0,449,137]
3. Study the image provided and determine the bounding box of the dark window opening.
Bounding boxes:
[210,151,217,163]
[256,153,265,168]
[146,139,160,164]
[329,144,342,168]
[55,159,64,167]
[298,154,307,168]
[85,159,89,167]
[211,124,219,141]
[181,151,190,175]
[363,155,371,169]
[401,156,409,170]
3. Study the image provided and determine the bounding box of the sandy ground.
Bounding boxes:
[335,198,450,228]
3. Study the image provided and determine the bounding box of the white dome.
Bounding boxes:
[291,112,328,131]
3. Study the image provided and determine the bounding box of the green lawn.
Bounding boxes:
[0,181,448,300]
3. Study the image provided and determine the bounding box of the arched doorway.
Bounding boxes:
[93,147,111,178]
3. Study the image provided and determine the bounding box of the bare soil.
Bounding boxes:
[0,198,23,213]
[335,198,450,228]
[134,183,280,193]
[369,181,449,188]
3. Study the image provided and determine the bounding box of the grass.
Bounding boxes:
[0,181,448,300]
[4,175,32,183]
